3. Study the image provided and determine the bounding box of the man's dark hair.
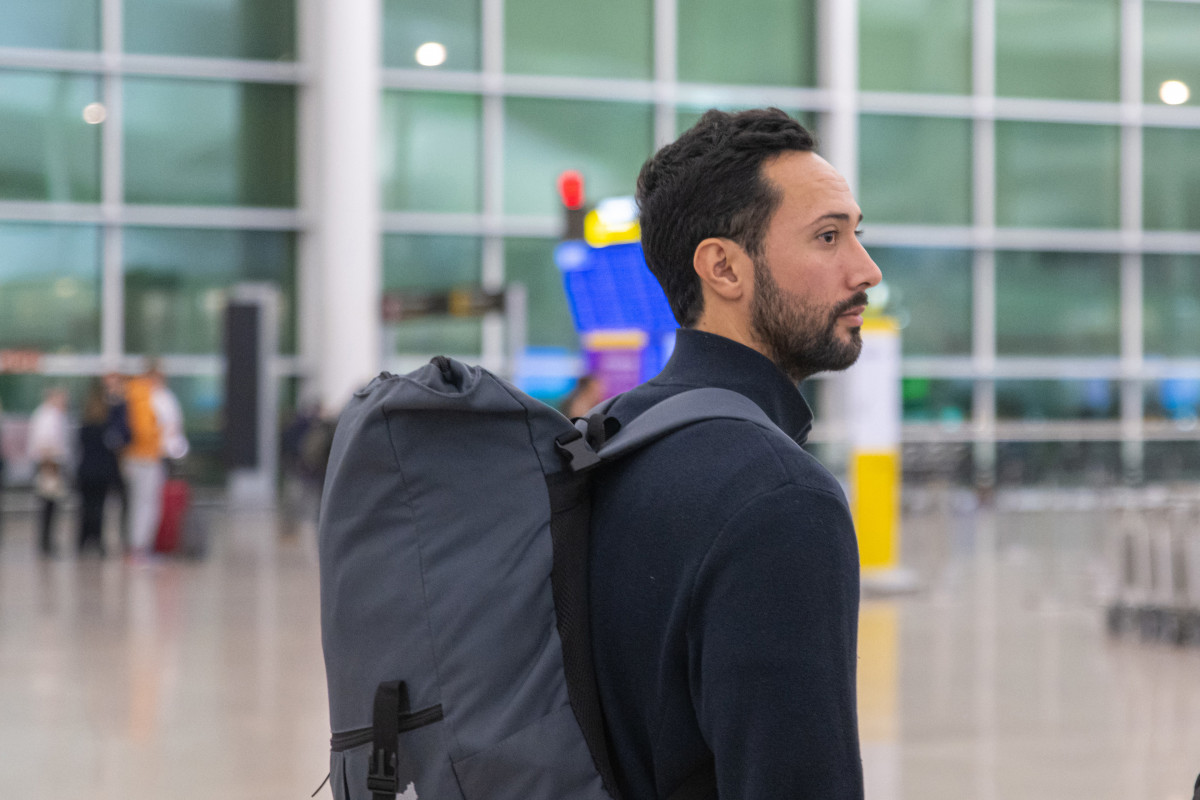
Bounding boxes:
[636,108,816,327]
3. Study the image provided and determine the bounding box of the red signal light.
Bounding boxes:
[557,170,585,210]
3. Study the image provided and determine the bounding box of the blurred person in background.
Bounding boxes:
[76,380,122,556]
[560,373,606,419]
[278,399,320,538]
[28,387,70,557]
[103,372,131,551]
[123,362,181,561]
[0,395,6,546]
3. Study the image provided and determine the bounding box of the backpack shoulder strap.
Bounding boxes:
[596,387,785,463]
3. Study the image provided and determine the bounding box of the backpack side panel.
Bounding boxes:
[320,360,610,800]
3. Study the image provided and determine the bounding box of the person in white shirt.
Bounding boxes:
[28,387,70,556]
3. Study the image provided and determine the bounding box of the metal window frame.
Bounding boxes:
[3,0,1200,478]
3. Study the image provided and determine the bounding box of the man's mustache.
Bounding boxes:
[831,292,870,319]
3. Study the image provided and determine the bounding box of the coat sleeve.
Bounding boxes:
[688,483,863,800]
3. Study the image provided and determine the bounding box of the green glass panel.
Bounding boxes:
[1144,2,1200,108]
[1145,379,1200,423]
[0,71,101,203]
[675,107,818,139]
[0,375,91,416]
[995,122,1119,229]
[383,0,480,71]
[0,223,101,354]
[1143,441,1200,483]
[125,0,295,60]
[859,115,971,225]
[124,78,296,207]
[504,98,652,216]
[504,237,578,350]
[995,251,1119,356]
[1143,254,1200,357]
[859,0,971,94]
[0,1,98,50]
[383,234,480,290]
[381,92,481,213]
[901,378,973,423]
[996,379,1118,420]
[870,248,971,356]
[1144,127,1200,232]
[382,235,481,355]
[505,0,651,79]
[124,228,297,355]
[996,0,1119,101]
[995,441,1120,486]
[678,0,815,86]
[164,374,227,486]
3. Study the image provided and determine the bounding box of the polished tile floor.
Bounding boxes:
[0,489,1198,799]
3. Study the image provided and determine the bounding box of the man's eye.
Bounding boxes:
[819,231,836,244]
[854,229,864,238]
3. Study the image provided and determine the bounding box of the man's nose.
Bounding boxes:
[853,240,882,289]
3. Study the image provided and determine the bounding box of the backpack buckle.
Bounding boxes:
[367,747,399,794]
[555,429,601,471]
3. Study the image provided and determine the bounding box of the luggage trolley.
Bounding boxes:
[1106,490,1200,645]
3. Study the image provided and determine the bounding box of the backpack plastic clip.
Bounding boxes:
[366,748,399,795]
[555,429,602,472]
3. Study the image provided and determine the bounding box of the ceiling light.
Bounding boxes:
[415,42,447,68]
[1159,80,1190,106]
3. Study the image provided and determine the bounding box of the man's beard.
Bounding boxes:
[750,258,868,382]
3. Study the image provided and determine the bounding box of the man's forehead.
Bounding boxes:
[764,151,859,219]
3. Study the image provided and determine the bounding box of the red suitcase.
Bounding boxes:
[154,478,191,554]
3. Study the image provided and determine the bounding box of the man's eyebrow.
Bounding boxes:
[809,212,863,227]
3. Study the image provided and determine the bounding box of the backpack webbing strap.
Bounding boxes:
[596,388,782,463]
[546,470,623,799]
[367,681,408,800]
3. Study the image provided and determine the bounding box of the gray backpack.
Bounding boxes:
[319,356,780,800]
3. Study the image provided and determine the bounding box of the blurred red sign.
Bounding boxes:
[0,350,42,372]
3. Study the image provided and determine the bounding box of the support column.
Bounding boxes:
[1119,0,1145,484]
[818,0,858,192]
[100,0,124,371]
[314,0,382,411]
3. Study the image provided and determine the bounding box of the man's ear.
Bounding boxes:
[693,237,752,302]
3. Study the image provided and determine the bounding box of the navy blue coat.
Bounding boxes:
[590,329,863,800]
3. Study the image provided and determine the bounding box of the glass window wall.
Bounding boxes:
[902,378,973,423]
[996,0,1120,102]
[678,0,815,86]
[1143,127,1200,232]
[505,237,578,350]
[503,98,653,216]
[0,1,98,51]
[124,0,296,61]
[1143,1,1200,109]
[381,91,481,213]
[995,251,1120,356]
[382,234,482,355]
[124,78,296,207]
[0,71,102,203]
[996,379,1119,421]
[123,227,297,355]
[1143,254,1200,358]
[995,122,1120,229]
[384,0,480,71]
[870,247,972,356]
[0,222,101,354]
[859,0,971,95]
[859,115,972,226]
[505,0,652,80]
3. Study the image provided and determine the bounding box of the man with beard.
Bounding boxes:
[589,108,880,800]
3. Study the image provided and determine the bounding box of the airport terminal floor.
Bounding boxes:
[1,489,1198,800]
